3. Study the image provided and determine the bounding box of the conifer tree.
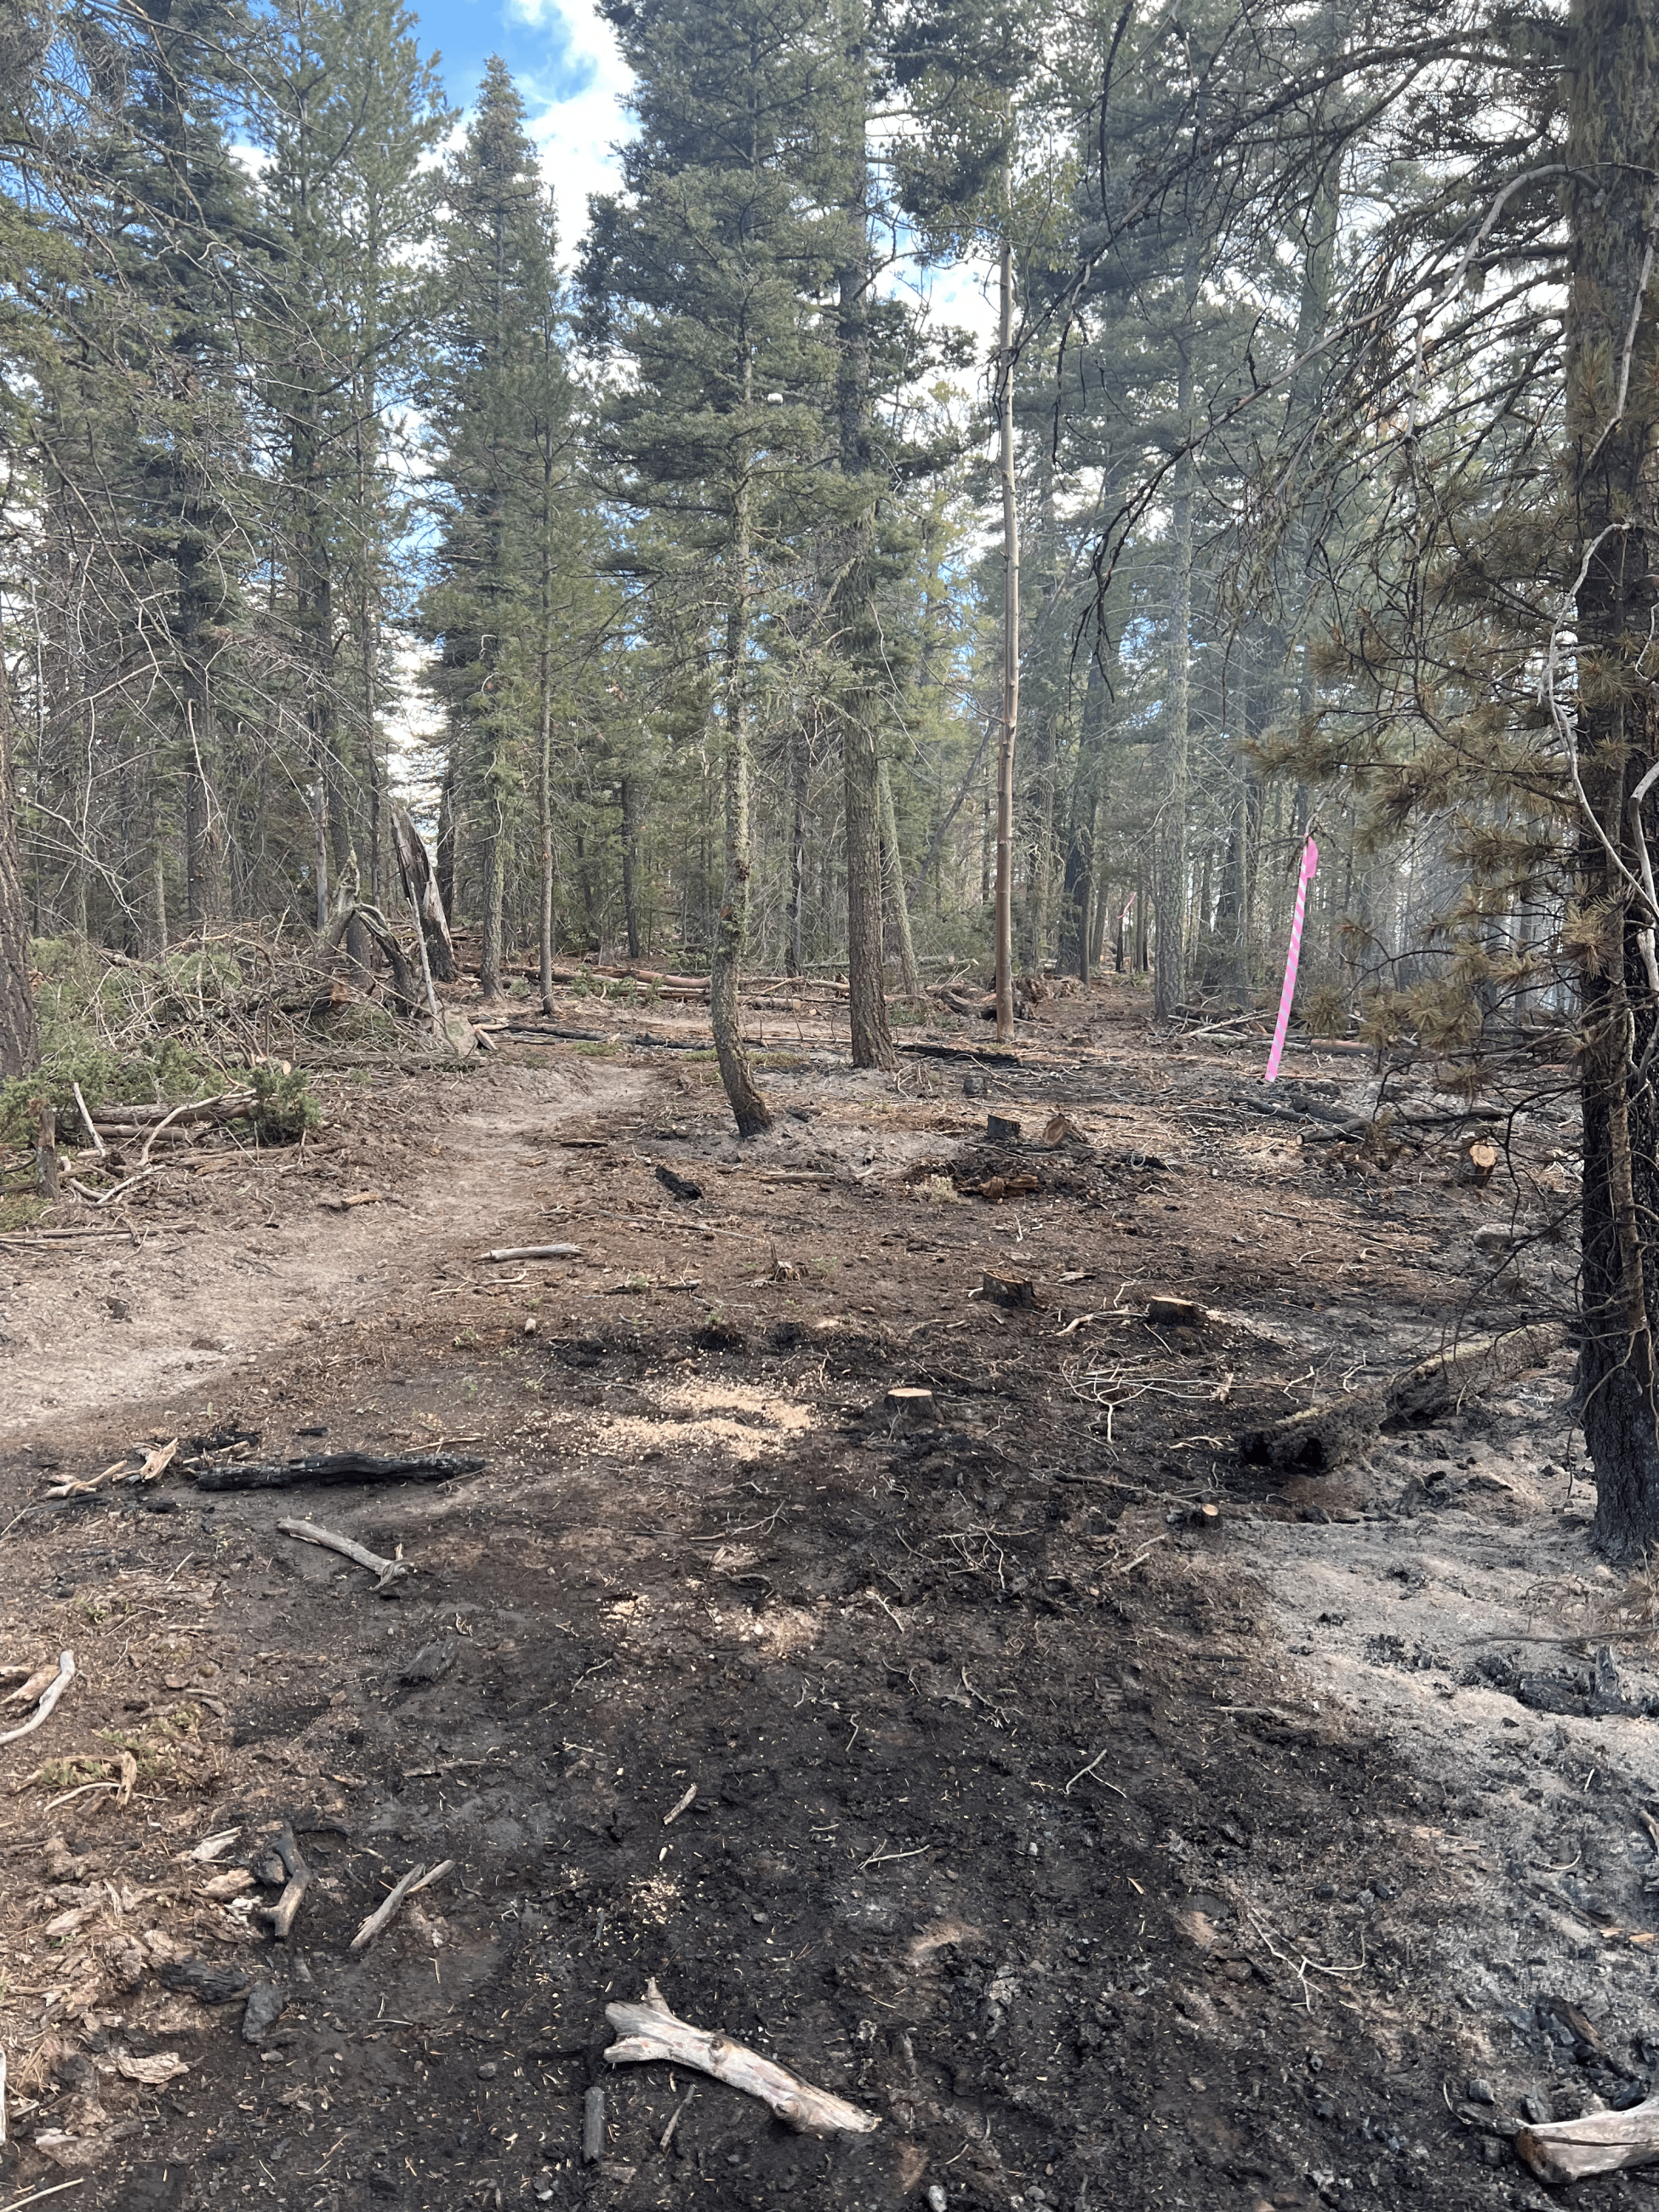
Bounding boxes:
[254,0,449,927]
[422,59,567,1000]
[584,0,847,1132]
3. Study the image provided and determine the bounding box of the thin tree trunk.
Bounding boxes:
[878,756,921,998]
[710,384,772,1137]
[787,715,810,978]
[620,774,641,961]
[539,511,556,1012]
[1060,647,1110,979]
[0,657,40,1077]
[994,229,1019,1043]
[479,794,505,999]
[1154,311,1195,1023]
[436,755,458,934]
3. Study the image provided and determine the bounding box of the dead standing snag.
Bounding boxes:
[603,1980,880,2135]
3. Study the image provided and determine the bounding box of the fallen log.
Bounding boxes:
[1240,1321,1564,1474]
[603,1979,880,2135]
[1516,2097,1659,2185]
[194,1451,482,1493]
[897,1041,1022,1066]
[90,1091,256,1132]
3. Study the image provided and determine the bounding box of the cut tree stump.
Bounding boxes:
[35,1099,59,1200]
[985,1114,1023,1143]
[980,1272,1038,1308]
[1146,1296,1205,1329]
[884,1388,936,1424]
[1240,1320,1564,1474]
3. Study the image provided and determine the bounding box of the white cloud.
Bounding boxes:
[505,0,636,249]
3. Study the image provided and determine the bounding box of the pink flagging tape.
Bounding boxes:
[1263,836,1320,1085]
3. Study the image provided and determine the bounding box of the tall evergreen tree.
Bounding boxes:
[584,0,848,1133]
[422,60,573,1001]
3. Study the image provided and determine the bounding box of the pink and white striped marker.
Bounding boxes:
[1263,835,1319,1085]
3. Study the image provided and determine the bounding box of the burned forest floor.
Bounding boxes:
[0,973,1649,2212]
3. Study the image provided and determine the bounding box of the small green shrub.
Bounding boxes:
[241,1065,320,1143]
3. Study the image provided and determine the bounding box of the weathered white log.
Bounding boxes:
[603,1979,880,2135]
[0,1653,74,1747]
[476,1245,581,1262]
[1517,2098,1659,2185]
[276,1517,408,1595]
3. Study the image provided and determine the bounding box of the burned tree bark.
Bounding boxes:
[1566,0,1659,1561]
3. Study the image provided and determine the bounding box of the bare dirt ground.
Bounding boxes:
[0,977,1646,2212]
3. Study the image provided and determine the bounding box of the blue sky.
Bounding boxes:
[408,0,996,329]
[411,0,635,240]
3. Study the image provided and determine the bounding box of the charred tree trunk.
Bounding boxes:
[835,88,897,1072]
[1570,0,1659,1561]
[994,229,1019,1043]
[1059,647,1110,981]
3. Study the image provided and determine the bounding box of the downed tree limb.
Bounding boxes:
[1240,1322,1564,1474]
[476,1244,581,1263]
[276,1517,408,1595]
[0,1652,75,1747]
[349,1858,454,1952]
[194,1451,482,1493]
[603,1979,880,2135]
[1516,2097,1659,2185]
[89,1092,256,1128]
[254,1824,311,1940]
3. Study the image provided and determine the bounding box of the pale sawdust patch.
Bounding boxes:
[625,1873,681,1925]
[592,1377,817,1465]
[737,1605,823,1657]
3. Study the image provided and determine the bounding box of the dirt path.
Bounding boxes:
[0,991,1634,2212]
[0,1059,650,1444]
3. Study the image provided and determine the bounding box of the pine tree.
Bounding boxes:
[254,0,449,933]
[584,0,848,1132]
[422,59,567,1001]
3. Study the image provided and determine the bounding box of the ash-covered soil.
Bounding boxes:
[0,979,1644,2212]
